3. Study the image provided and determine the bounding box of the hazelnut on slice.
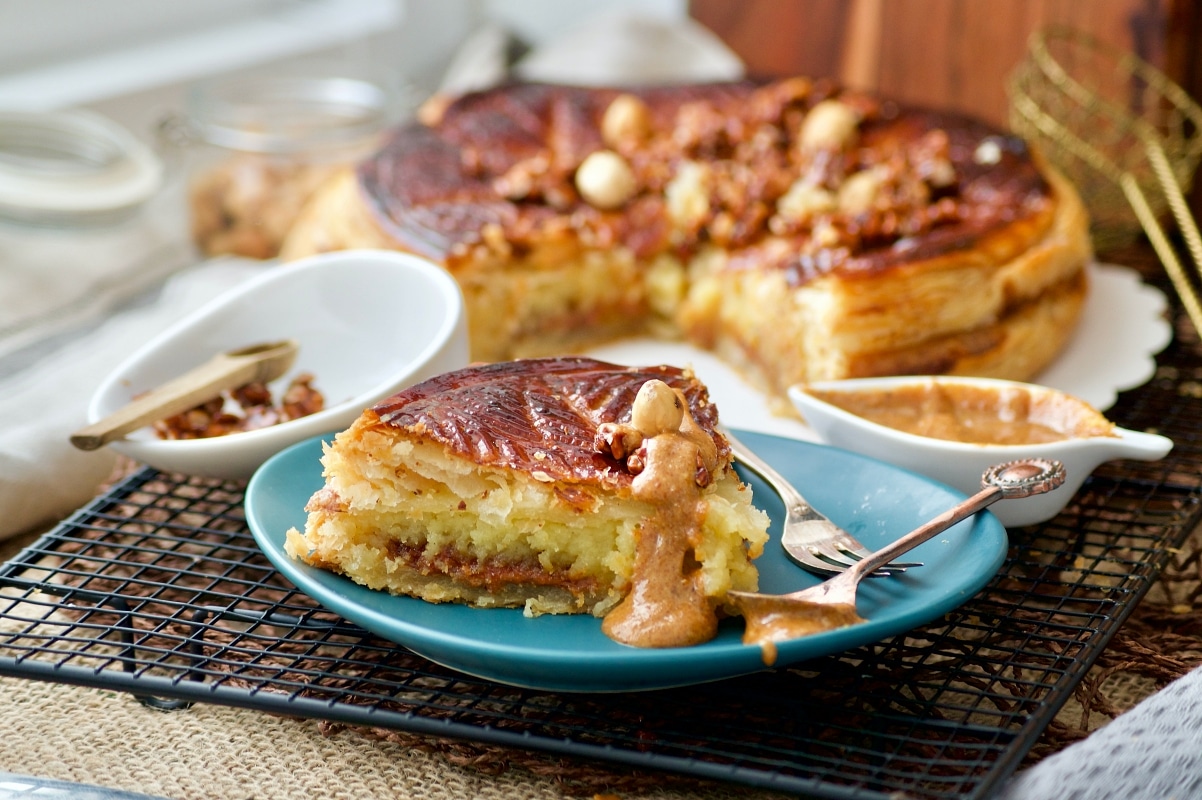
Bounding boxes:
[631,380,685,436]
[575,150,637,210]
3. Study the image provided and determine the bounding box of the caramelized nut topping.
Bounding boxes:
[360,79,1049,281]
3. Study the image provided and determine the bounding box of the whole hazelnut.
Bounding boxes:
[575,150,637,210]
[601,93,652,147]
[631,380,685,436]
[838,167,885,215]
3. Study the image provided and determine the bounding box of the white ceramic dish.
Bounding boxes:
[84,249,469,480]
[789,375,1173,527]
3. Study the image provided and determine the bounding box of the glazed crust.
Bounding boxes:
[370,356,726,489]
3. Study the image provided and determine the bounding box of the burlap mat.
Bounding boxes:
[1022,517,1202,763]
[0,675,786,800]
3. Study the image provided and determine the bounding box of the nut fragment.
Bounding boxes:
[800,100,861,151]
[838,167,886,215]
[153,373,325,439]
[665,160,712,229]
[575,150,637,210]
[595,421,643,460]
[601,93,652,147]
[776,177,837,224]
[974,138,1003,165]
[811,219,842,248]
[922,157,957,188]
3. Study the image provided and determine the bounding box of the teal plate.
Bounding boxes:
[245,430,1007,693]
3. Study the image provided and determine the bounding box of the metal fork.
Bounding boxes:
[722,427,921,576]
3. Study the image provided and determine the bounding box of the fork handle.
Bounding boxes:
[722,428,825,523]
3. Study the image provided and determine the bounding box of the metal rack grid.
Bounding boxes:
[2,303,1200,800]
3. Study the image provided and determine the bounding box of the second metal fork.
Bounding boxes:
[722,428,921,576]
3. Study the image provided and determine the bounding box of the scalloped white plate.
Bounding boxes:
[1034,262,1171,409]
[586,262,1170,441]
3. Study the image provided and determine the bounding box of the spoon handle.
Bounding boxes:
[853,486,1003,579]
[853,458,1066,579]
[70,340,298,451]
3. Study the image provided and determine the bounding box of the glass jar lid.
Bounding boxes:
[0,110,163,227]
[186,76,390,154]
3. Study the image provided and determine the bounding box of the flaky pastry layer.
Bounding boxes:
[285,408,768,617]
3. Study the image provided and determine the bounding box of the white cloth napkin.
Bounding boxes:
[0,257,267,540]
[996,664,1202,800]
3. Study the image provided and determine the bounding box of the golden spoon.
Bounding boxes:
[69,340,298,451]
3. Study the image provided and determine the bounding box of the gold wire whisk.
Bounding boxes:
[1008,26,1202,336]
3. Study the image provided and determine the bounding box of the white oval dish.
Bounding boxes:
[789,375,1173,527]
[84,249,469,480]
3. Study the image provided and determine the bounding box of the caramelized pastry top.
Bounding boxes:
[370,357,725,486]
[358,79,1052,279]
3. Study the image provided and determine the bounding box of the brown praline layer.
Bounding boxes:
[357,80,1050,280]
[370,357,725,487]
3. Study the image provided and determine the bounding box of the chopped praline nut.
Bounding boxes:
[595,421,643,461]
[799,99,861,151]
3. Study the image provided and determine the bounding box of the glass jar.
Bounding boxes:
[0,109,163,228]
[177,76,390,260]
[0,110,190,368]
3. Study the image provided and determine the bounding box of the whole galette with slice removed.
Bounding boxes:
[281,77,1093,407]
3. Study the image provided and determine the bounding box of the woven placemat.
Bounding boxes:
[0,673,792,800]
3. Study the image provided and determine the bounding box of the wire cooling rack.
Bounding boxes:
[2,288,1200,800]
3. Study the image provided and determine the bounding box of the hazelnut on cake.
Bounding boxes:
[280,78,1092,406]
[284,357,770,648]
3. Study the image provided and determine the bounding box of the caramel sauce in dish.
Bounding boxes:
[808,382,1116,445]
[595,379,722,648]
